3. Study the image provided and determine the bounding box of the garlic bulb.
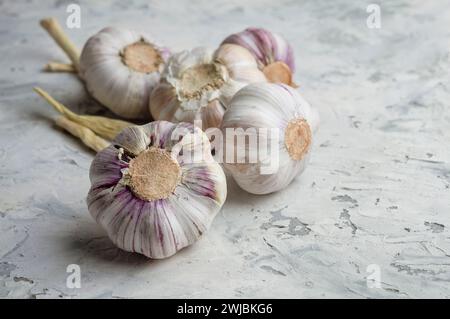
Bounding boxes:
[150,46,266,130]
[221,83,319,195]
[222,28,296,86]
[87,121,227,259]
[80,27,170,119]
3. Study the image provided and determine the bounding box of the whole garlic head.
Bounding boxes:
[87,121,227,259]
[150,46,266,130]
[80,27,170,119]
[221,83,319,195]
[222,27,296,86]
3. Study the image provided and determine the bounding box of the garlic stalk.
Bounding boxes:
[44,62,76,73]
[222,28,296,86]
[40,18,81,71]
[221,83,319,194]
[87,121,227,259]
[150,46,266,130]
[34,87,134,140]
[55,116,109,152]
[40,17,170,120]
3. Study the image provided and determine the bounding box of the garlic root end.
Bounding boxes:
[127,147,181,201]
[263,61,295,87]
[284,118,312,161]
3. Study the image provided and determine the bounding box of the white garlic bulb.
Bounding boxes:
[150,46,266,130]
[221,83,319,195]
[222,27,296,86]
[87,121,227,259]
[80,27,170,119]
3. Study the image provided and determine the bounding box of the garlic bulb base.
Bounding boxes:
[262,61,295,87]
[125,147,181,201]
[121,41,163,74]
[150,46,266,130]
[180,63,227,100]
[284,118,312,161]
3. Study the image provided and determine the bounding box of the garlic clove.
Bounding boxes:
[213,44,267,106]
[87,121,227,259]
[89,146,127,189]
[214,44,266,83]
[113,125,150,156]
[221,83,318,194]
[149,82,178,121]
[200,99,226,130]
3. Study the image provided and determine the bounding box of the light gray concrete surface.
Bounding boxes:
[0,0,449,298]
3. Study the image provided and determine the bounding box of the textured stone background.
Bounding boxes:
[0,0,449,298]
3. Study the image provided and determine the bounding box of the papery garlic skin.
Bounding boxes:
[150,46,266,130]
[222,28,295,85]
[80,27,170,119]
[221,83,318,195]
[87,121,227,259]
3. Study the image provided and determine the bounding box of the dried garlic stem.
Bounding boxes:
[40,17,80,71]
[44,62,76,73]
[55,116,109,152]
[33,87,134,140]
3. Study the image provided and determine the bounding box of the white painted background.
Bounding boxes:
[0,0,449,298]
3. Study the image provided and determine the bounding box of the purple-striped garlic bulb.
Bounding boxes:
[149,46,266,130]
[221,83,319,195]
[80,27,170,119]
[221,27,296,87]
[87,121,227,259]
